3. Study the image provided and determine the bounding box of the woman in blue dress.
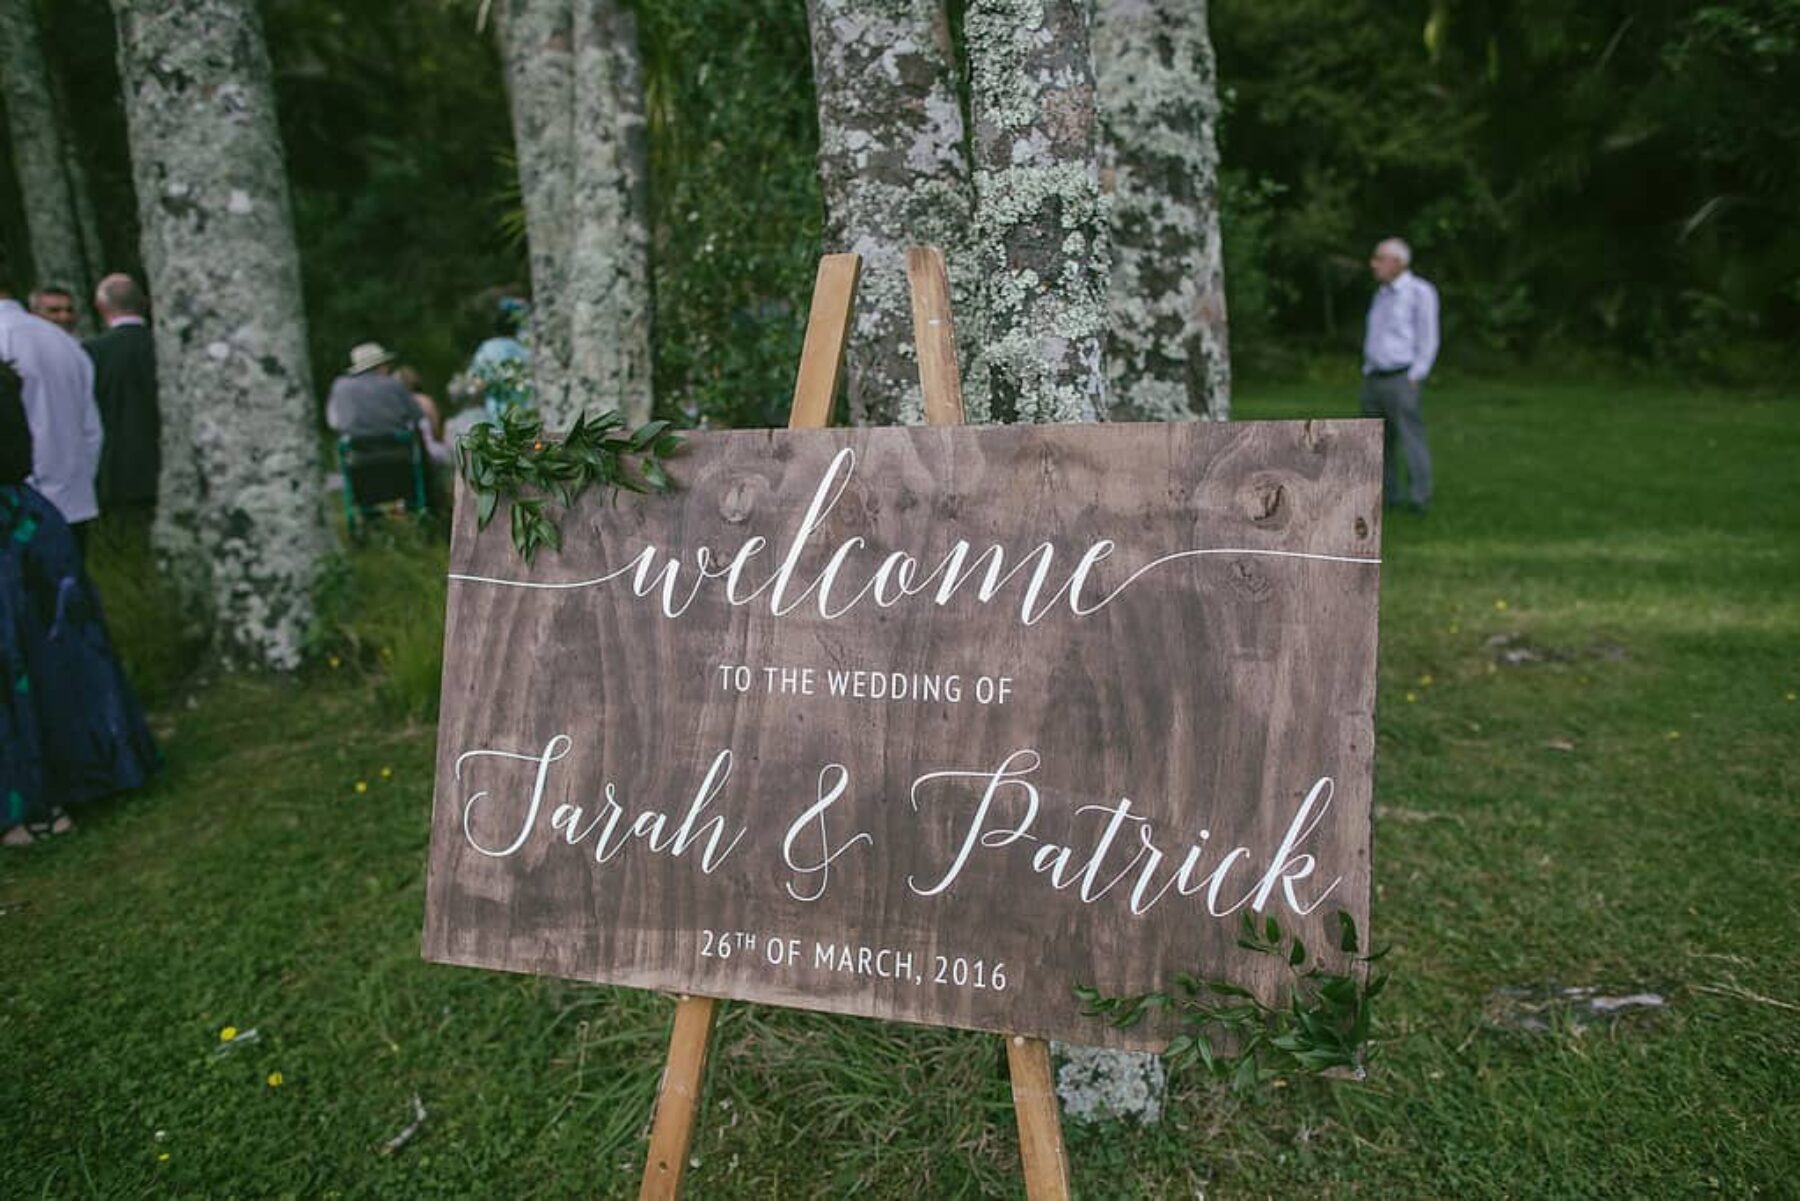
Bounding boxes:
[1,359,158,845]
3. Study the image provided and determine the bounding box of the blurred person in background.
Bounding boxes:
[27,285,78,335]
[1361,237,1439,515]
[86,273,160,514]
[0,358,158,847]
[0,263,102,552]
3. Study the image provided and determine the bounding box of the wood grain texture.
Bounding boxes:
[788,253,862,428]
[424,419,1382,1048]
[633,253,862,1199]
[906,245,967,426]
[1008,1035,1072,1200]
[638,996,718,1200]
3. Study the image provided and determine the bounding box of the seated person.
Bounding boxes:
[324,342,422,437]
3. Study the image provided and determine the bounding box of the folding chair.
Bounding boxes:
[337,430,429,537]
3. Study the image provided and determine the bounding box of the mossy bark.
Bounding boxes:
[964,0,1109,425]
[498,0,576,419]
[569,0,653,427]
[806,0,976,427]
[0,0,92,322]
[1094,0,1230,422]
[500,0,654,430]
[112,0,326,671]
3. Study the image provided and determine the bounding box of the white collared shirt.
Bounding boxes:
[1363,270,1440,382]
[107,314,148,328]
[0,298,103,522]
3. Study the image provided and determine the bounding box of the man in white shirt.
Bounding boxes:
[1361,237,1439,513]
[0,266,104,548]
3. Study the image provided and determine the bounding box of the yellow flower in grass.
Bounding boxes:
[219,1026,238,1042]
[328,655,341,670]
[267,1071,285,1088]
[158,1152,171,1163]
[1418,673,1435,687]
[380,766,393,780]
[1787,691,1797,703]
[1666,730,1681,741]
[1493,598,1509,612]
[1405,691,1419,704]
[355,781,369,794]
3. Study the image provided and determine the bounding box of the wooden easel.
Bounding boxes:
[636,248,1072,1200]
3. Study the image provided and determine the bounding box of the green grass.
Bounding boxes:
[3,372,1797,1197]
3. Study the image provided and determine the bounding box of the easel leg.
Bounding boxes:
[906,245,1074,1198]
[1007,1035,1073,1201]
[636,253,862,1200]
[638,996,719,1201]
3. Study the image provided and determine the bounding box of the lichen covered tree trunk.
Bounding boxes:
[806,0,975,427]
[498,0,576,419]
[1094,0,1230,421]
[50,57,107,302]
[0,0,91,318]
[112,0,326,670]
[568,0,653,426]
[500,0,654,430]
[964,0,1109,424]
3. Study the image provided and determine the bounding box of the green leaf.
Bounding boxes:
[1337,910,1360,954]
[630,420,672,452]
[1265,914,1281,944]
[1289,937,1307,968]
[475,488,498,529]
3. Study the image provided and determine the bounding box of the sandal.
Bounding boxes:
[1,808,73,847]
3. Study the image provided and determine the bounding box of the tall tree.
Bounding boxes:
[48,51,106,294]
[964,0,1109,424]
[964,0,1165,1121]
[498,0,576,419]
[1094,0,1230,421]
[569,0,652,425]
[111,0,326,670]
[805,0,975,427]
[498,0,654,429]
[0,0,92,323]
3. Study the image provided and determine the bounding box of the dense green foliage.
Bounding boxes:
[1213,0,1800,377]
[2,0,1794,420]
[7,375,1797,1196]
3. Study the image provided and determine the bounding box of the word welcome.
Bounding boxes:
[449,448,1380,625]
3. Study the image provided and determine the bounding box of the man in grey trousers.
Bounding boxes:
[1361,237,1440,513]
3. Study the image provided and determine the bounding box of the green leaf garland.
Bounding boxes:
[458,406,683,562]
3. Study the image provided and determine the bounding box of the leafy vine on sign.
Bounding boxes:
[1076,909,1388,1090]
[458,406,682,561]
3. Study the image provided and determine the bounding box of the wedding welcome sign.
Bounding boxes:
[423,420,1382,1049]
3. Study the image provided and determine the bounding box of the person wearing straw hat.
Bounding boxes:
[325,341,422,437]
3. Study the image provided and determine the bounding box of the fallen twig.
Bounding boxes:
[379,1094,427,1155]
[1692,982,1800,1013]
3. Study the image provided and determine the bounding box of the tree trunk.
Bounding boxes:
[0,0,92,322]
[964,0,1109,425]
[568,0,653,427]
[1094,0,1230,421]
[805,0,975,427]
[500,0,654,430]
[498,0,574,420]
[111,0,326,671]
[50,54,106,302]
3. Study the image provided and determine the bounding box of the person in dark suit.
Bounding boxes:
[84,273,160,511]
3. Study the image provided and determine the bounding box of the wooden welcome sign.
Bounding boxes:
[424,251,1382,1197]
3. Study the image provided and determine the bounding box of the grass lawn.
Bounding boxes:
[3,373,1797,1198]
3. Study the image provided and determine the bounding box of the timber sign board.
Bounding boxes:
[423,421,1382,1049]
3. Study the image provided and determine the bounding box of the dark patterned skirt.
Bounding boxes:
[0,484,159,827]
